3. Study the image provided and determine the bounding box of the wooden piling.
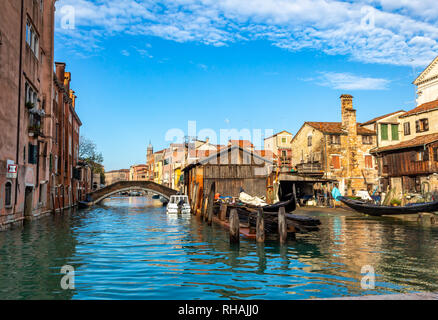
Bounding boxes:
[229,208,240,244]
[278,206,287,244]
[219,204,227,221]
[200,194,206,217]
[256,208,265,243]
[206,182,215,225]
[193,183,199,214]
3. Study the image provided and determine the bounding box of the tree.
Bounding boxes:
[79,136,104,174]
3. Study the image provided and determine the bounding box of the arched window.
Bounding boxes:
[5,182,12,207]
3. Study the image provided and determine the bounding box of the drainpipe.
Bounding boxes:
[15,0,25,206]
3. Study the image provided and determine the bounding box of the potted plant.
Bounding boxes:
[25,101,35,109]
[390,198,401,207]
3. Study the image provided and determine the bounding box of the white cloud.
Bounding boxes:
[313,72,391,90]
[55,0,438,67]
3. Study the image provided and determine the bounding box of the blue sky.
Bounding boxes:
[53,0,438,171]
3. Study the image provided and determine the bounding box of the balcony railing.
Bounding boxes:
[296,162,323,174]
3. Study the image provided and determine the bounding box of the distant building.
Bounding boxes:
[264,131,293,169]
[105,169,130,185]
[129,164,148,181]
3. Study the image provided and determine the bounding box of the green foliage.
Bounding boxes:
[79,135,104,174]
[390,198,401,206]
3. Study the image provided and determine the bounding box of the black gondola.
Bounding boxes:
[262,193,296,213]
[338,196,438,216]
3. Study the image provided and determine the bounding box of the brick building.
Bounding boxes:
[50,62,85,211]
[0,0,56,229]
[0,0,87,230]
[290,95,378,198]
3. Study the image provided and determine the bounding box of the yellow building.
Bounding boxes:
[153,150,164,185]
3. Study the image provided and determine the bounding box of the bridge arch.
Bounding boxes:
[83,181,178,206]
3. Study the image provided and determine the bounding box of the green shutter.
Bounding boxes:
[391,124,399,141]
[381,124,388,140]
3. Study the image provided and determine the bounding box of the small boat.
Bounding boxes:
[152,194,160,199]
[262,193,296,213]
[338,196,438,216]
[167,195,191,214]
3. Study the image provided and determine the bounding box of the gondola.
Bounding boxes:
[78,201,90,209]
[262,193,296,213]
[338,196,438,216]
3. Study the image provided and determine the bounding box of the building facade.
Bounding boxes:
[105,169,130,186]
[264,131,293,169]
[291,95,378,197]
[0,0,87,230]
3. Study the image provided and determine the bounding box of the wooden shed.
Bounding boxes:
[183,145,274,213]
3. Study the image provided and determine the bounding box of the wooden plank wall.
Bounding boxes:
[383,147,431,177]
[203,164,267,198]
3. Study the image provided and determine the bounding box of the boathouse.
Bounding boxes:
[182,145,274,214]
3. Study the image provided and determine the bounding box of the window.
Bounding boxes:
[365,155,373,168]
[25,21,39,58]
[416,118,429,133]
[28,143,38,164]
[381,124,388,140]
[329,135,340,145]
[362,135,372,145]
[307,136,312,147]
[25,83,38,107]
[404,122,411,136]
[414,150,429,162]
[391,124,399,141]
[331,155,340,169]
[5,182,12,207]
[281,137,287,143]
[434,147,438,162]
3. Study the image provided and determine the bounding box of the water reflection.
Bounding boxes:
[0,196,438,300]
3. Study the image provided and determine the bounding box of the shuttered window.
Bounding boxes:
[331,155,340,169]
[365,155,373,168]
[404,122,410,136]
[391,124,399,140]
[381,124,388,140]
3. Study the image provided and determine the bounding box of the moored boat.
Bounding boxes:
[338,196,438,216]
[167,195,191,214]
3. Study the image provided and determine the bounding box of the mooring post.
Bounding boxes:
[256,208,265,243]
[199,194,206,217]
[229,209,240,244]
[219,203,227,221]
[206,182,215,225]
[278,206,287,244]
[193,183,199,214]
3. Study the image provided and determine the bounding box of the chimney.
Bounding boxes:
[55,62,66,84]
[340,94,357,136]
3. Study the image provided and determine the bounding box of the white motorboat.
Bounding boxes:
[166,195,191,214]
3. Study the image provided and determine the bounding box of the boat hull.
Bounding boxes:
[262,193,296,213]
[339,196,438,216]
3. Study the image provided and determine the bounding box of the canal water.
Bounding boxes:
[1,196,438,300]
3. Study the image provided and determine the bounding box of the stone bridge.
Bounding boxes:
[82,181,178,206]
